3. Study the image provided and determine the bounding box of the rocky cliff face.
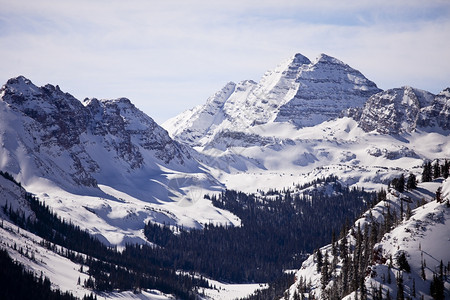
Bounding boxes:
[2,76,90,149]
[418,87,450,130]
[84,97,188,165]
[164,53,382,147]
[358,86,450,134]
[0,76,191,188]
[274,54,381,127]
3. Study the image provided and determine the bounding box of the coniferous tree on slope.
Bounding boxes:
[422,161,433,182]
[406,173,417,190]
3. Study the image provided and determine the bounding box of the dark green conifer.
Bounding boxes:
[422,161,433,182]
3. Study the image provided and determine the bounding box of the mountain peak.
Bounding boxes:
[6,75,32,85]
[315,53,345,65]
[83,97,137,113]
[2,75,40,96]
[101,97,134,107]
[273,52,382,127]
[290,53,311,65]
[166,52,382,146]
[438,87,450,97]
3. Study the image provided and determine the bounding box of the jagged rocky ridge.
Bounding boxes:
[357,86,450,134]
[165,53,450,150]
[164,53,382,147]
[418,87,450,130]
[0,76,193,189]
[0,76,244,247]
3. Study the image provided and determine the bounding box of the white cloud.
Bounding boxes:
[1,0,449,123]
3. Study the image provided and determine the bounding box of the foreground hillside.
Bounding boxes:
[284,178,450,300]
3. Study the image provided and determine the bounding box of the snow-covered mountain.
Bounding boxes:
[163,54,450,196]
[0,175,94,299]
[284,178,450,300]
[163,53,382,147]
[0,76,239,246]
[1,76,192,186]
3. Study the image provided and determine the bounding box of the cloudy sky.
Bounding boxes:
[1,0,450,123]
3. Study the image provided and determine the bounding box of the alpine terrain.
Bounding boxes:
[1,52,449,299]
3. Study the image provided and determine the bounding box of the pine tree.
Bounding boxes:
[384,205,393,233]
[396,272,404,300]
[391,175,405,193]
[430,273,444,300]
[359,276,367,300]
[435,187,442,203]
[398,174,405,193]
[400,199,404,222]
[340,237,350,295]
[422,161,433,182]
[387,289,392,300]
[331,230,337,257]
[373,284,383,300]
[369,222,378,252]
[397,252,410,273]
[316,249,323,273]
[377,188,387,203]
[362,224,369,269]
[421,258,426,280]
[321,251,330,290]
[442,159,449,179]
[405,203,412,220]
[433,159,441,179]
[406,173,417,190]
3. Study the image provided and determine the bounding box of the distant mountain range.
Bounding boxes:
[164,53,449,147]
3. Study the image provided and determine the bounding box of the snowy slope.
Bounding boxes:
[285,178,450,300]
[0,175,260,300]
[0,76,240,246]
[0,216,261,300]
[0,174,178,300]
[194,116,450,196]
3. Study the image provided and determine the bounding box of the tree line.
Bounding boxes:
[144,177,376,284]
